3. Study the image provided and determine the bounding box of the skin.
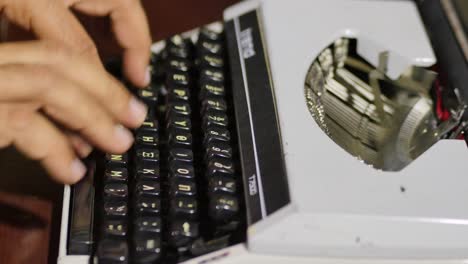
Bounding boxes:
[0,0,152,184]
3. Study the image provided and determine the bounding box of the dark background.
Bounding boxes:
[0,1,238,263]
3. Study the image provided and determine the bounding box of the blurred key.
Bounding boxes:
[106,153,128,167]
[209,176,236,194]
[170,197,198,219]
[135,148,159,164]
[209,194,239,222]
[133,235,162,264]
[135,161,160,181]
[169,178,197,197]
[104,167,128,183]
[169,148,194,163]
[102,219,127,238]
[134,217,162,234]
[139,118,159,133]
[104,200,128,218]
[206,157,235,178]
[136,131,159,148]
[169,161,195,180]
[97,239,129,264]
[104,183,128,199]
[203,126,231,144]
[135,181,161,197]
[169,220,199,248]
[135,197,162,215]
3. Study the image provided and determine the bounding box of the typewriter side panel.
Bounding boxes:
[225,0,468,260]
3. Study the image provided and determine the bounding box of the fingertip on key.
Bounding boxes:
[70,159,87,184]
[128,96,148,127]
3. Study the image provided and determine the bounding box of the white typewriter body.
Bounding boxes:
[59,0,468,263]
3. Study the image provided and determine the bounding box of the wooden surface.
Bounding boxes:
[0,1,238,263]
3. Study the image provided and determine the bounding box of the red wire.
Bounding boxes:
[434,78,451,121]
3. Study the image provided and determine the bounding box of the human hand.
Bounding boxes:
[64,0,152,87]
[0,0,151,183]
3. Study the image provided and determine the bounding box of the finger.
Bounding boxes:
[68,0,152,87]
[2,0,99,61]
[10,112,86,184]
[0,41,147,128]
[67,133,93,158]
[0,63,134,154]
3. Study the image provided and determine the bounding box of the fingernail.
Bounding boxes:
[70,159,86,182]
[128,97,147,126]
[144,66,152,86]
[114,124,134,149]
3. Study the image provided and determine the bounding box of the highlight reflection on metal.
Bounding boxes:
[304,38,465,171]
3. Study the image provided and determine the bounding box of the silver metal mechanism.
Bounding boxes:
[305,38,466,171]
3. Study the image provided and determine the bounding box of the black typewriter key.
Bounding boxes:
[208,176,236,194]
[200,68,224,83]
[169,178,197,197]
[169,161,195,180]
[104,200,128,218]
[102,219,127,237]
[137,86,158,106]
[199,27,222,42]
[167,58,191,72]
[135,148,159,164]
[200,83,225,99]
[206,157,234,178]
[169,148,194,163]
[199,40,223,56]
[139,118,159,133]
[168,87,190,101]
[203,110,229,129]
[135,181,161,197]
[104,167,128,183]
[135,197,161,215]
[168,129,192,148]
[168,101,191,116]
[170,197,198,219]
[96,239,129,264]
[205,141,232,159]
[167,35,190,48]
[134,217,162,234]
[136,131,158,147]
[168,72,190,87]
[133,235,162,263]
[201,97,227,113]
[168,221,199,247]
[204,126,230,144]
[105,153,128,167]
[135,161,160,181]
[168,115,192,131]
[168,46,190,60]
[104,183,128,199]
[150,53,165,80]
[209,194,239,221]
[165,38,191,59]
[200,54,224,68]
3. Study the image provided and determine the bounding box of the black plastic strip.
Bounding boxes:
[225,10,290,225]
[68,160,95,255]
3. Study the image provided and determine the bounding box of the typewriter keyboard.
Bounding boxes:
[92,27,245,263]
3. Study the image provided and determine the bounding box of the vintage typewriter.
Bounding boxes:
[58,0,468,263]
